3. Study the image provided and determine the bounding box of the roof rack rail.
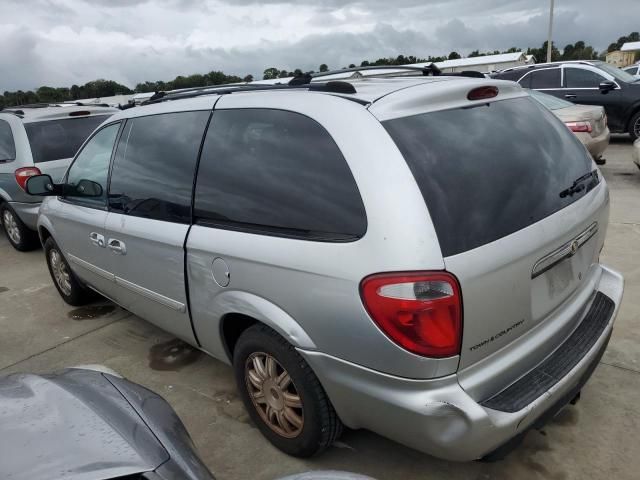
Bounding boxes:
[146,80,359,105]
[310,64,443,79]
[11,103,52,109]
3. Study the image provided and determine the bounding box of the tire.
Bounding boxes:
[44,237,97,306]
[1,203,39,251]
[233,324,342,457]
[629,111,640,140]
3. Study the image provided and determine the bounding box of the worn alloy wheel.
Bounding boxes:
[49,249,73,296]
[234,324,342,457]
[44,237,97,306]
[2,209,21,245]
[630,111,640,140]
[245,352,304,438]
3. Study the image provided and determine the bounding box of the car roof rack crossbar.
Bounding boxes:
[310,64,443,79]
[146,80,359,104]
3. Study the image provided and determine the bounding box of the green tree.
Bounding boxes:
[263,67,280,80]
[319,63,329,72]
[448,51,461,60]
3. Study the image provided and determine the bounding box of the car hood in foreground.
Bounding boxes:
[0,369,168,480]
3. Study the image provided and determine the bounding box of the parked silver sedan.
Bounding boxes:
[529,89,610,163]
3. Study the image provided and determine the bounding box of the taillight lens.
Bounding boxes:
[467,86,498,101]
[15,167,42,191]
[565,121,592,133]
[360,272,462,358]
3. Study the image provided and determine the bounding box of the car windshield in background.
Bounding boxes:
[528,89,574,110]
[25,115,111,163]
[597,63,639,83]
[384,97,593,257]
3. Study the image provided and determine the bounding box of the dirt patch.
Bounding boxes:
[148,338,202,371]
[67,305,116,320]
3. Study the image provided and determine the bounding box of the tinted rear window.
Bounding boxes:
[521,68,561,89]
[383,97,594,256]
[25,115,111,163]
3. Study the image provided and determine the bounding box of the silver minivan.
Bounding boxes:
[27,73,624,461]
[0,104,117,250]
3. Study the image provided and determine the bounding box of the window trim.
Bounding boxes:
[0,118,16,163]
[192,106,368,243]
[59,120,123,211]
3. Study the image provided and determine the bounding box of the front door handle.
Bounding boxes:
[107,238,126,255]
[89,232,105,248]
[565,94,577,99]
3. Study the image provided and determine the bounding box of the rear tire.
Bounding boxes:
[629,111,640,140]
[233,324,342,457]
[44,237,97,306]
[1,204,39,251]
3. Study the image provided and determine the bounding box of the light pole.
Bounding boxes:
[546,0,555,63]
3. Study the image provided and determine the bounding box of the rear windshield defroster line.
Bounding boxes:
[383,97,594,257]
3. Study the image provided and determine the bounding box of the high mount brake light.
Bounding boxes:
[467,86,499,101]
[15,167,41,191]
[360,272,462,358]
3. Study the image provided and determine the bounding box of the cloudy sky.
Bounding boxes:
[0,0,637,91]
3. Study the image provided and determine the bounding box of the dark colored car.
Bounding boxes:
[0,367,215,480]
[491,60,640,139]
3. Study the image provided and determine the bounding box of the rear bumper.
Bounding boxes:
[300,265,623,461]
[576,128,610,160]
[8,201,40,231]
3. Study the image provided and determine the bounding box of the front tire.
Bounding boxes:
[629,111,640,140]
[233,324,342,457]
[44,237,97,306]
[1,204,39,251]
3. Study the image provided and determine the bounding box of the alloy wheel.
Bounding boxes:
[49,249,72,296]
[245,352,304,438]
[2,210,21,245]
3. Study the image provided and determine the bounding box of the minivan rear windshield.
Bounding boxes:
[383,97,594,257]
[25,115,111,163]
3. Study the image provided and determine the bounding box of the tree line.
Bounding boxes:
[1,31,637,108]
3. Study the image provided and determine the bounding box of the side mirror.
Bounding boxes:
[599,81,616,93]
[25,174,61,196]
[72,179,103,198]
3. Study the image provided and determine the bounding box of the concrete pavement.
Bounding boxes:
[1,137,639,479]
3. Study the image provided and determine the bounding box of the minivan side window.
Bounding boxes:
[564,68,606,88]
[521,68,561,89]
[194,109,367,241]
[64,122,120,208]
[108,111,210,224]
[0,120,16,162]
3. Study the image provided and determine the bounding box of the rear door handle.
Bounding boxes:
[565,94,577,99]
[89,232,105,248]
[107,238,126,255]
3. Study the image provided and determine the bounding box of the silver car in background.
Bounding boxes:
[528,89,610,163]
[28,72,623,461]
[0,104,117,250]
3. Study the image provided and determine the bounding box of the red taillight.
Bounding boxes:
[15,167,42,191]
[565,121,592,133]
[467,86,499,101]
[69,110,91,117]
[360,272,462,358]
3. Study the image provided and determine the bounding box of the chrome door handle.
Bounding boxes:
[107,238,126,255]
[565,94,577,99]
[89,232,105,248]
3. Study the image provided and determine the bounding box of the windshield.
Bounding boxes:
[597,63,638,83]
[25,115,112,163]
[528,89,574,110]
[383,97,594,256]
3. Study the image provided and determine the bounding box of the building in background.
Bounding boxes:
[606,42,639,67]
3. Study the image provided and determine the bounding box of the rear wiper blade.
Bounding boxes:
[559,170,598,198]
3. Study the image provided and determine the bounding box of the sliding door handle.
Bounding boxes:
[107,238,126,255]
[89,232,105,248]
